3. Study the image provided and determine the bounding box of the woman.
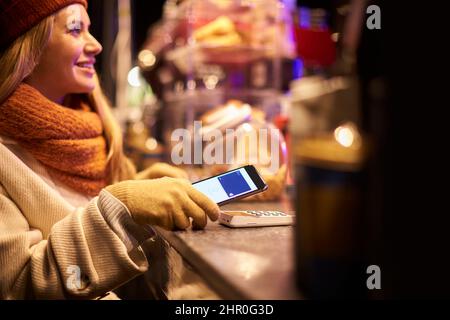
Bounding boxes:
[0,0,219,299]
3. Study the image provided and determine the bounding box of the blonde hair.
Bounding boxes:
[0,16,135,184]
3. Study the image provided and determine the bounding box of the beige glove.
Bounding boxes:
[105,177,219,230]
[135,162,189,180]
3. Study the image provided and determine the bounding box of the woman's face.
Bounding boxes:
[26,4,102,103]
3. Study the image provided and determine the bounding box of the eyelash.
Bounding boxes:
[68,28,82,35]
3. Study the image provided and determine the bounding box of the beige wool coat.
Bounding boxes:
[0,139,149,299]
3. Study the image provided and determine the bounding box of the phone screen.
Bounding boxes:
[193,167,258,204]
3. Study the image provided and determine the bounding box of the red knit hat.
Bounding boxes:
[0,0,88,48]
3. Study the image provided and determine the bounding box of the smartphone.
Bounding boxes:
[192,165,267,206]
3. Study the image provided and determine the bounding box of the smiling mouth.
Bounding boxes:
[76,62,94,69]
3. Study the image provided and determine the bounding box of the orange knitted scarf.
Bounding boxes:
[0,83,108,196]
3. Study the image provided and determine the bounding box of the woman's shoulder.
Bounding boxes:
[0,138,91,208]
[0,135,42,174]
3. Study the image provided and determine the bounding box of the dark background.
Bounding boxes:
[88,0,166,104]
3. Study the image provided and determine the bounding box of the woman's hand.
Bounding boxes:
[244,164,287,201]
[105,177,219,230]
[135,162,189,180]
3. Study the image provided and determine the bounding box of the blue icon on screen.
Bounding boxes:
[218,171,251,198]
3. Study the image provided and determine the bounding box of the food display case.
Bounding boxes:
[140,0,296,199]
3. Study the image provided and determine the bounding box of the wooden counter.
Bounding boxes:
[143,193,303,300]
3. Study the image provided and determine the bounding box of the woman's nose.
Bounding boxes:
[85,33,103,56]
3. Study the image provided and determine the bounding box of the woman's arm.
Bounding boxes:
[0,190,149,299]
